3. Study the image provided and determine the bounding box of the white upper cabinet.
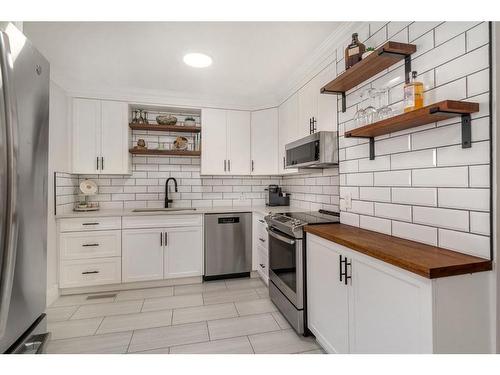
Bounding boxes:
[297,62,337,137]
[201,108,251,175]
[315,62,337,132]
[227,110,251,175]
[250,108,278,175]
[72,99,101,174]
[278,94,299,175]
[100,101,130,174]
[201,108,227,175]
[72,98,130,175]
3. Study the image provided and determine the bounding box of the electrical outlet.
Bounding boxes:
[345,192,352,209]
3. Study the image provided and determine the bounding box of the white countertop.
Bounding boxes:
[55,205,301,219]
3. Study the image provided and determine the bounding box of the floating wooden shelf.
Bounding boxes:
[345,100,479,160]
[129,149,201,157]
[129,123,201,133]
[321,41,416,112]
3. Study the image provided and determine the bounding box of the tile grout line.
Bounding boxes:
[246,335,256,354]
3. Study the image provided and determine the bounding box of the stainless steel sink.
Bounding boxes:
[132,208,197,213]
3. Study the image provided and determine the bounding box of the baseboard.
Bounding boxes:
[46,284,60,307]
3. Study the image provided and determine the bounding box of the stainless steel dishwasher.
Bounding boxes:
[204,212,252,280]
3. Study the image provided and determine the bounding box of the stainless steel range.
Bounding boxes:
[265,210,339,335]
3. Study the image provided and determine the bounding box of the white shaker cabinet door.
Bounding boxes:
[226,110,251,175]
[297,79,316,138]
[278,93,299,174]
[315,63,337,133]
[348,254,432,354]
[122,229,164,282]
[201,108,227,175]
[72,98,101,174]
[306,235,349,354]
[164,226,203,279]
[100,100,130,174]
[250,108,278,175]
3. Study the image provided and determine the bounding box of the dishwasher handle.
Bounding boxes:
[217,217,240,224]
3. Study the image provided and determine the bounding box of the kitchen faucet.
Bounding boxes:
[164,177,178,208]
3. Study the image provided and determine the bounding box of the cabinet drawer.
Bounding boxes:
[59,216,121,232]
[122,214,202,229]
[60,230,121,260]
[60,257,121,288]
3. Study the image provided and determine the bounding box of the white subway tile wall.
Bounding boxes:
[54,172,79,214]
[337,21,491,258]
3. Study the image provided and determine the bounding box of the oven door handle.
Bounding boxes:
[266,227,296,245]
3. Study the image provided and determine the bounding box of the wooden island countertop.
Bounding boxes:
[304,224,492,279]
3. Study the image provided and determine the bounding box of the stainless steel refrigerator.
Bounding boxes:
[0,22,49,354]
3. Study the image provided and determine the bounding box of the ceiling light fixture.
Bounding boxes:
[183,53,212,68]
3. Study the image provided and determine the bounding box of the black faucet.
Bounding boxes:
[164,177,178,208]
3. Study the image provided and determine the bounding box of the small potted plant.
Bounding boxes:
[362,47,375,59]
[184,116,196,126]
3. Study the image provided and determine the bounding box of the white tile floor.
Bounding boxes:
[45,277,324,354]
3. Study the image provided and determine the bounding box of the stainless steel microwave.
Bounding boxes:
[285,131,338,169]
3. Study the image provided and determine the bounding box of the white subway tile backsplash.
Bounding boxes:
[438,229,490,258]
[466,22,489,52]
[413,206,469,231]
[438,188,489,211]
[346,172,373,186]
[435,45,488,86]
[434,22,478,46]
[469,165,489,188]
[359,187,391,202]
[412,166,468,187]
[436,141,489,167]
[411,124,461,150]
[409,22,441,42]
[392,188,437,207]
[391,221,438,246]
[349,200,374,215]
[340,211,360,227]
[470,211,490,235]
[359,215,391,235]
[358,156,390,172]
[374,202,412,222]
[374,170,411,186]
[374,135,411,156]
[391,149,436,170]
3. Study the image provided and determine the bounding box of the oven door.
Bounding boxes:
[267,227,303,309]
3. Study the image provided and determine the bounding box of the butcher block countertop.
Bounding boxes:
[304,224,492,279]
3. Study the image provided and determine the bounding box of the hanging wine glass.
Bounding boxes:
[137,109,145,125]
[377,87,393,120]
[364,88,378,124]
[353,90,367,127]
[131,110,138,124]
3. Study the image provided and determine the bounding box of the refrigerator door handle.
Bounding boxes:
[0,31,20,340]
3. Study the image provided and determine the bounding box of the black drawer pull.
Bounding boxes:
[259,238,265,242]
[259,263,266,269]
[82,243,99,247]
[82,271,99,275]
[82,222,99,226]
[258,220,265,224]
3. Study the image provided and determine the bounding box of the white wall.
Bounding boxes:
[47,81,71,306]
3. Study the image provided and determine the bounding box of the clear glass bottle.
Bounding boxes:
[345,33,366,70]
[404,71,424,112]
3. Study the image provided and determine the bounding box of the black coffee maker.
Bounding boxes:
[265,185,290,206]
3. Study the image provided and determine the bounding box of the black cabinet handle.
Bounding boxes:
[259,263,265,269]
[283,156,285,169]
[101,157,104,170]
[224,160,227,172]
[82,271,99,275]
[228,160,231,172]
[96,157,99,170]
[344,259,352,285]
[82,222,99,226]
[259,238,265,242]
[82,243,99,247]
[312,117,317,132]
[258,219,265,224]
[251,160,254,172]
[160,232,163,246]
[339,254,343,282]
[164,232,168,246]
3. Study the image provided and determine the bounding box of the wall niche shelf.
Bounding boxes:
[129,123,201,133]
[321,41,416,112]
[345,100,479,160]
[129,149,201,157]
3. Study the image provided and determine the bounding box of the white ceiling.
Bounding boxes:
[23,22,341,108]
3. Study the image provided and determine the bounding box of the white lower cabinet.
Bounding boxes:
[252,212,269,284]
[122,228,164,282]
[60,258,121,288]
[164,226,203,279]
[307,233,491,354]
[121,215,203,282]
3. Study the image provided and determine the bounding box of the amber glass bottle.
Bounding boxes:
[345,33,366,70]
[403,71,424,112]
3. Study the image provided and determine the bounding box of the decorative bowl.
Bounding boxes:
[184,119,196,126]
[156,114,177,125]
[173,136,189,150]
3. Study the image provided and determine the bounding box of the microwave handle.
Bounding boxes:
[266,227,296,245]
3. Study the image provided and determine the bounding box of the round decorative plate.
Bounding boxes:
[79,179,98,195]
